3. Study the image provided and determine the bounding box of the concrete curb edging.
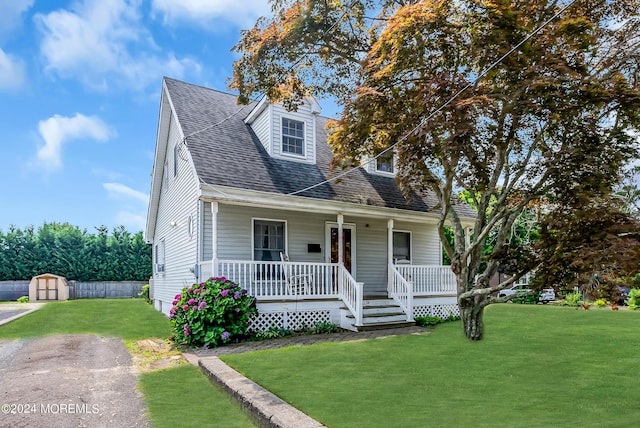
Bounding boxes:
[199,356,325,428]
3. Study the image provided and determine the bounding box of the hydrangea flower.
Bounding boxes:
[221,331,230,340]
[234,291,241,299]
[188,298,195,305]
[182,304,189,311]
[174,294,182,300]
[221,289,229,297]
[198,301,207,310]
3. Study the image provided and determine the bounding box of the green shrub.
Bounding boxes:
[560,292,582,307]
[139,284,152,304]
[512,292,540,305]
[309,321,338,334]
[253,327,294,340]
[593,298,608,307]
[169,277,257,348]
[415,316,444,327]
[16,296,29,303]
[628,288,640,310]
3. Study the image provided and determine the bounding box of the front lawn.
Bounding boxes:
[223,305,639,427]
[0,299,170,340]
[0,299,256,427]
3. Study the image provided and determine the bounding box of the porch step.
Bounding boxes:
[340,297,415,332]
[355,321,416,331]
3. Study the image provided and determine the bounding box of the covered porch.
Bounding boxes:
[199,201,459,331]
[198,259,457,330]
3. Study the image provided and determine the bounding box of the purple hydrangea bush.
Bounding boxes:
[169,277,257,347]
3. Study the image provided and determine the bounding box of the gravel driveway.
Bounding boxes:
[0,334,149,428]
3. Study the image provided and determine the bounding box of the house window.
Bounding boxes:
[163,160,168,192]
[393,231,411,262]
[376,152,395,174]
[282,118,304,156]
[253,219,286,261]
[155,238,165,273]
[173,143,179,177]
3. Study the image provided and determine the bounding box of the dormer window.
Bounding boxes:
[376,152,395,174]
[282,118,304,156]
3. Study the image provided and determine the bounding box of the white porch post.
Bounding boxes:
[465,227,472,267]
[211,201,218,277]
[337,213,344,266]
[387,218,394,294]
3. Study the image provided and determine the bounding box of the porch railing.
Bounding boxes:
[336,265,363,327]
[198,259,362,325]
[390,266,413,321]
[393,265,457,295]
[199,260,341,299]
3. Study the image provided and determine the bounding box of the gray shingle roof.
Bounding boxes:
[164,77,476,218]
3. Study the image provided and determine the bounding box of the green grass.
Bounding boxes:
[222,305,640,428]
[0,299,171,341]
[139,365,254,428]
[0,299,257,427]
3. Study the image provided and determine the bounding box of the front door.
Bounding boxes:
[326,223,356,275]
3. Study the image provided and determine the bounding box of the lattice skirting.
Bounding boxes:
[248,310,332,332]
[414,304,460,319]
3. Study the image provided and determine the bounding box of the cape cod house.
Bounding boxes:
[145,77,476,331]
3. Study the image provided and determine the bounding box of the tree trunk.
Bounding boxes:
[460,302,485,341]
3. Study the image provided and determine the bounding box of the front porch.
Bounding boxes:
[198,260,458,331]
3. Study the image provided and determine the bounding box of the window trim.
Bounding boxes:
[162,160,169,192]
[281,117,305,158]
[173,143,179,177]
[392,230,412,263]
[155,238,166,274]
[374,152,396,175]
[251,218,288,262]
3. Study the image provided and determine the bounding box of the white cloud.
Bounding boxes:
[151,0,270,29]
[115,210,147,231]
[36,113,114,171]
[0,48,25,90]
[0,0,34,37]
[103,183,149,231]
[35,0,201,91]
[103,182,149,205]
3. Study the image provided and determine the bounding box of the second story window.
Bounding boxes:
[282,118,304,156]
[376,152,395,174]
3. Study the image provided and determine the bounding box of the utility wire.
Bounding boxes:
[287,0,580,196]
[183,9,351,140]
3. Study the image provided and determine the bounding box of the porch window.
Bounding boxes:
[253,219,286,261]
[282,118,304,156]
[393,231,411,262]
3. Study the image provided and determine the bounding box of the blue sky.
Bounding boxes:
[0,0,340,234]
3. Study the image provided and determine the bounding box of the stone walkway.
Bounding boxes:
[193,325,430,356]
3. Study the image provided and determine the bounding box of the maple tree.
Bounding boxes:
[232,0,640,340]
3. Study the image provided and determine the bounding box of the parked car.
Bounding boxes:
[498,284,556,303]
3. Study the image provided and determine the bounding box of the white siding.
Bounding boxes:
[201,202,212,261]
[346,217,388,293]
[270,102,316,164]
[216,204,328,262]
[395,221,441,265]
[251,105,272,154]
[151,111,200,314]
[205,206,443,295]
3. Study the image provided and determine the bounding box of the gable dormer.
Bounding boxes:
[365,151,397,177]
[245,97,320,164]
